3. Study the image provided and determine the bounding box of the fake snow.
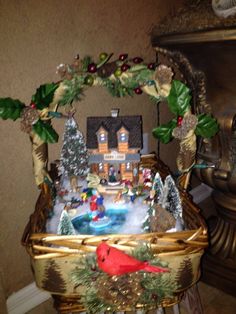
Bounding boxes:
[46,178,150,235]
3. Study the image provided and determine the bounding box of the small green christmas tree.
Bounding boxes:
[57,209,76,235]
[59,116,89,191]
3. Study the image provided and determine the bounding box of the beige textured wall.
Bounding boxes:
[0,0,182,298]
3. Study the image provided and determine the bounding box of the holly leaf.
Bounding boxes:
[32,120,59,143]
[0,98,25,120]
[31,83,59,110]
[195,114,219,138]
[152,119,177,144]
[167,80,191,116]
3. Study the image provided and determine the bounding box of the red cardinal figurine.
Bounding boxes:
[96,242,169,276]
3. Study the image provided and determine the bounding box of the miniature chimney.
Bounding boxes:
[111,108,119,117]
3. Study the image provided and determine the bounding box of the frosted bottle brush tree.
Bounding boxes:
[59,116,89,192]
[57,210,76,235]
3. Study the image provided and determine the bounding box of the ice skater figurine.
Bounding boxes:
[81,192,88,202]
[96,192,106,218]
[96,194,104,206]
[90,189,98,211]
[127,183,136,202]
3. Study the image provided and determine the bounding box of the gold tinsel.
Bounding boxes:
[96,273,143,309]
[20,107,39,133]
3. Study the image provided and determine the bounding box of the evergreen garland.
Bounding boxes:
[59,76,85,106]
[0,52,219,146]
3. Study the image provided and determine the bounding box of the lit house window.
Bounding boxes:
[98,163,104,172]
[126,162,132,171]
[99,132,107,143]
[119,132,128,142]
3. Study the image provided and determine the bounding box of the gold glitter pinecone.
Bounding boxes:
[20,107,39,133]
[154,65,173,86]
[96,273,143,309]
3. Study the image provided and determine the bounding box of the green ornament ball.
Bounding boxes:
[114,67,122,77]
[99,52,108,61]
[84,75,94,86]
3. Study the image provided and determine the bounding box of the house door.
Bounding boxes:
[108,163,121,182]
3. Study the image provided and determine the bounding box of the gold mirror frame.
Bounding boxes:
[152,6,236,295]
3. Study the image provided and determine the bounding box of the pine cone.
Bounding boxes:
[172,114,198,140]
[182,113,198,130]
[154,65,173,86]
[20,107,39,133]
[96,273,143,308]
[97,61,117,78]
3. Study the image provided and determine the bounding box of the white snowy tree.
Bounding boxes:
[59,116,89,190]
[152,172,164,203]
[142,173,183,232]
[57,209,76,235]
[161,175,182,220]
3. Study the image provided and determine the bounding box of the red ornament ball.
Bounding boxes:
[133,57,143,64]
[119,53,128,61]
[147,63,156,70]
[30,102,36,109]
[121,63,130,72]
[134,87,143,95]
[87,63,97,73]
[177,116,183,126]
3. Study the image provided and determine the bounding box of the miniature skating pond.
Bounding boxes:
[72,208,128,235]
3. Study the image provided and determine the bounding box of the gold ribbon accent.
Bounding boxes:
[30,132,48,186]
[176,129,197,173]
[30,83,67,186]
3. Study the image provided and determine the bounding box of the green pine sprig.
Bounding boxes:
[59,76,85,105]
[71,254,100,288]
[82,288,115,314]
[139,272,178,308]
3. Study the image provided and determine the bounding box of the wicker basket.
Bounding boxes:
[22,154,207,313]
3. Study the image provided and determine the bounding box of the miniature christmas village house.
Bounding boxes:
[86,111,142,183]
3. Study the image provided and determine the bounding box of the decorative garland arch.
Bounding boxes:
[0,52,218,186]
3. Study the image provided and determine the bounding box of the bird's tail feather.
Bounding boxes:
[143,262,169,273]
